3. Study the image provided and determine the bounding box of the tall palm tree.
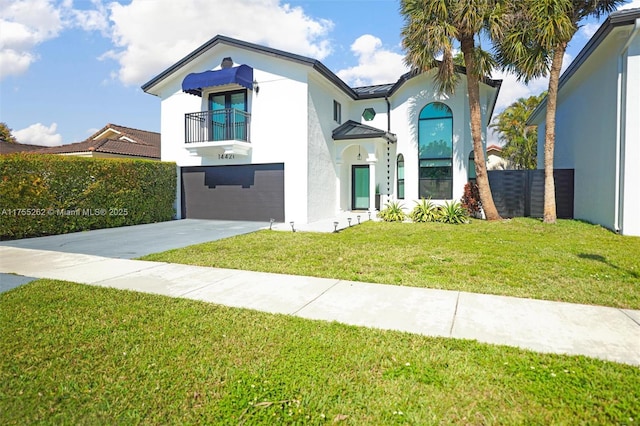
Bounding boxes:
[496,0,624,223]
[400,0,503,221]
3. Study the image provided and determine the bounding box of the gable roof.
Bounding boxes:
[142,35,501,101]
[16,124,161,159]
[332,120,397,142]
[528,8,640,124]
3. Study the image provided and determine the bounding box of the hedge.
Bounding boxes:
[0,154,177,240]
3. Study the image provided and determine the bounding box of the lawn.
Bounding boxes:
[2,280,639,425]
[141,218,640,309]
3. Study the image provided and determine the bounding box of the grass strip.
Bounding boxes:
[141,218,640,309]
[1,279,639,424]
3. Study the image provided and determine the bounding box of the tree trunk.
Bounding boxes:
[543,44,566,224]
[461,36,501,221]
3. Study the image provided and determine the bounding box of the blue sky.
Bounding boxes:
[1,0,639,146]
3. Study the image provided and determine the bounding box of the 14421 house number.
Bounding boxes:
[218,153,235,160]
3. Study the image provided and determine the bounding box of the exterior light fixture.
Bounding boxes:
[269,218,274,230]
[253,80,259,94]
[333,221,339,232]
[347,218,352,227]
[290,221,295,232]
[357,146,362,161]
[368,211,371,220]
[357,215,361,224]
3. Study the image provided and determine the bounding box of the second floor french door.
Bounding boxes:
[209,91,247,141]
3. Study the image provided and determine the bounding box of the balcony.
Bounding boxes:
[184,109,251,156]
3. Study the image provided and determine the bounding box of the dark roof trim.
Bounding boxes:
[142,35,358,99]
[332,120,397,142]
[141,35,501,101]
[528,8,640,124]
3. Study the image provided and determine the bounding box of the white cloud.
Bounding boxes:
[105,0,334,86]
[70,0,109,35]
[619,0,640,10]
[13,122,63,146]
[336,35,409,86]
[0,0,64,79]
[579,23,600,39]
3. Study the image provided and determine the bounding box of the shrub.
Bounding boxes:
[438,200,469,224]
[410,198,439,223]
[377,201,406,222]
[0,154,176,240]
[461,181,482,218]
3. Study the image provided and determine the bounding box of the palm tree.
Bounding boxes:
[496,0,624,223]
[490,93,546,169]
[400,0,503,221]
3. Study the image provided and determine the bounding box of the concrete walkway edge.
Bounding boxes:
[1,246,639,366]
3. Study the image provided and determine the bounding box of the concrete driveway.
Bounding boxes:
[0,219,267,292]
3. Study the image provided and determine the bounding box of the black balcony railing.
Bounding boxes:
[185,109,251,143]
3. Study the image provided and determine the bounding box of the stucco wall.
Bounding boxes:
[156,46,310,223]
[388,71,483,207]
[621,32,640,235]
[306,74,341,222]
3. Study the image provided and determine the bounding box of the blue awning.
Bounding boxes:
[182,64,253,96]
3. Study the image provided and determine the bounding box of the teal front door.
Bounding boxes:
[352,165,370,210]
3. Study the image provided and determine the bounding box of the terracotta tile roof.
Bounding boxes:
[5,124,161,159]
[0,140,48,155]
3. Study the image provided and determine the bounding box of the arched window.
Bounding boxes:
[468,151,476,183]
[397,154,405,199]
[418,102,453,199]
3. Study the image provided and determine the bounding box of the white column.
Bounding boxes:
[368,159,377,212]
[335,160,342,214]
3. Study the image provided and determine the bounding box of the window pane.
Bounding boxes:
[210,95,225,111]
[418,119,453,159]
[418,102,453,199]
[419,178,452,199]
[419,102,452,120]
[230,92,246,111]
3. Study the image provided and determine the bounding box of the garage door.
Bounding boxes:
[181,163,284,221]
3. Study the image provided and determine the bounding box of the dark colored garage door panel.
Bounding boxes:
[181,163,284,222]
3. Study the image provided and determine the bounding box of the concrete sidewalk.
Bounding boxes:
[1,246,639,366]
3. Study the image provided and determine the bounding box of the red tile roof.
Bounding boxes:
[0,140,49,155]
[2,124,161,159]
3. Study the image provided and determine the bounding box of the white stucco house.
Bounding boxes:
[529,8,640,236]
[142,35,501,224]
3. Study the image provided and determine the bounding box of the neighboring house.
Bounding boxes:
[529,8,640,236]
[142,35,501,223]
[0,140,48,155]
[486,144,511,170]
[30,124,161,160]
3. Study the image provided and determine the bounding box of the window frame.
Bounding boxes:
[333,100,342,124]
[418,102,453,200]
[397,153,405,200]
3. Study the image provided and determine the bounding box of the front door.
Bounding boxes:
[352,165,370,210]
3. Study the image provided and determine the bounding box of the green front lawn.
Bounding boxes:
[141,218,640,309]
[2,280,639,424]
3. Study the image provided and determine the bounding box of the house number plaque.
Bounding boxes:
[218,153,235,160]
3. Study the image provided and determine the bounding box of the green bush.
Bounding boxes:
[438,200,469,224]
[0,154,176,240]
[409,197,439,223]
[377,201,406,222]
